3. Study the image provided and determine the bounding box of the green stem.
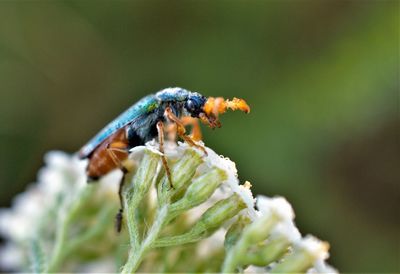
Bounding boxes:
[124,191,141,250]
[124,151,161,250]
[121,206,169,274]
[46,212,69,273]
[29,239,46,274]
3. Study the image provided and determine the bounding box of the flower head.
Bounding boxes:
[0,141,337,273]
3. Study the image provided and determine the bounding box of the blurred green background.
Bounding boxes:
[0,1,398,272]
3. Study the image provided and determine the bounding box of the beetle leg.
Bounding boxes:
[165,117,202,142]
[106,142,129,172]
[156,121,173,188]
[105,141,130,233]
[115,171,127,233]
[165,107,207,155]
[181,116,202,141]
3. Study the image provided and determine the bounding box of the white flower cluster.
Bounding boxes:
[141,141,337,273]
[0,141,337,273]
[0,152,84,269]
[0,152,84,239]
[249,196,337,273]
[0,152,119,271]
[127,140,255,224]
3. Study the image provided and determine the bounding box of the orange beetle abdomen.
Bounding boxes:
[86,128,130,181]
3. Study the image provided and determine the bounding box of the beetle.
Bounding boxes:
[79,87,250,231]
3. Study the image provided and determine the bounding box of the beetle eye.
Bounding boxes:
[186,99,196,112]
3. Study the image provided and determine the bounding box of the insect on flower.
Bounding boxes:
[78,87,250,231]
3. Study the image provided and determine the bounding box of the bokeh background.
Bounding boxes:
[0,1,398,272]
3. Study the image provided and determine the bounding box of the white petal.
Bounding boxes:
[296,235,330,261]
[244,265,269,273]
[256,195,294,222]
[271,220,302,243]
[0,243,24,269]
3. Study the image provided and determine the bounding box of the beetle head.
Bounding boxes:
[184,93,208,118]
[183,92,250,129]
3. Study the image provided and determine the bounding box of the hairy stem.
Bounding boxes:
[121,206,169,273]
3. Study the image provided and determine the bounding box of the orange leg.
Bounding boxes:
[181,116,202,141]
[156,121,173,188]
[106,141,129,172]
[165,107,207,155]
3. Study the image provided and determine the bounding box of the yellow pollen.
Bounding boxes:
[244,181,252,189]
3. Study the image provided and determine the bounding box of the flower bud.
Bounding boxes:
[243,220,302,266]
[192,194,246,234]
[170,168,226,213]
[243,214,280,244]
[244,235,291,266]
[130,150,161,196]
[241,195,296,245]
[270,235,330,273]
[159,149,203,194]
[185,168,226,202]
[224,216,251,250]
